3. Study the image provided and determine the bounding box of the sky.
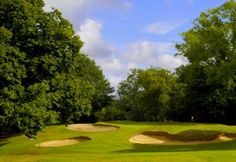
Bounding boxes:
[44,0,228,90]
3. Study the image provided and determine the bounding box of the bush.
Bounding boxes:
[95,107,127,121]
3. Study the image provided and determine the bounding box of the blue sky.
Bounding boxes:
[44,0,228,89]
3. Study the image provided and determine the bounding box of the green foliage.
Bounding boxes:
[95,106,127,121]
[0,0,100,137]
[117,67,177,121]
[168,81,187,121]
[49,73,94,124]
[176,0,236,124]
[74,54,114,122]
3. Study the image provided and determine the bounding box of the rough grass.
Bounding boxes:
[1,121,236,162]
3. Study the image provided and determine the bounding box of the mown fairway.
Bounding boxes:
[1,121,236,162]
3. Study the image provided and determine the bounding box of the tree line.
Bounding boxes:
[0,0,236,138]
[99,0,236,125]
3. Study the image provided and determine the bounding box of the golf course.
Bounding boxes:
[1,121,236,162]
[1,0,236,161]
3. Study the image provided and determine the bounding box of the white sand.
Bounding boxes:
[129,134,165,144]
[35,139,80,147]
[129,133,234,145]
[67,124,118,132]
[35,137,91,147]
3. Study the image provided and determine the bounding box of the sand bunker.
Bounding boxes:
[130,134,166,144]
[129,130,236,145]
[35,136,91,147]
[67,124,119,132]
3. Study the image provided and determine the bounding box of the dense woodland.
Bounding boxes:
[0,0,113,137]
[0,0,236,138]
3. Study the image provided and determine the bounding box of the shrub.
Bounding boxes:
[95,107,127,121]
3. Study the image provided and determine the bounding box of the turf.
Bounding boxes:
[1,121,236,162]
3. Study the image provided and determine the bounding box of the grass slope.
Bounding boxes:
[1,121,236,162]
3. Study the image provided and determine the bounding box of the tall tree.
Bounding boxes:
[118,67,176,121]
[176,0,236,124]
[73,54,114,122]
[0,0,94,137]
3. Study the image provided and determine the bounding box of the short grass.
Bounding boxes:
[1,121,236,162]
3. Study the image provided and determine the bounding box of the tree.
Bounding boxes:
[73,54,114,122]
[176,0,236,124]
[117,67,176,121]
[0,0,94,137]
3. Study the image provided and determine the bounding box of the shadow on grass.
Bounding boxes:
[0,133,22,147]
[112,140,236,153]
[0,139,9,147]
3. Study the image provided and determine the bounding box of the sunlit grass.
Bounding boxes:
[1,121,236,162]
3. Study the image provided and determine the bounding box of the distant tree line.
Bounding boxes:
[99,0,236,125]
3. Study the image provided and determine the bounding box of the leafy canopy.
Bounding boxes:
[176,0,236,124]
[0,0,99,137]
[118,67,176,121]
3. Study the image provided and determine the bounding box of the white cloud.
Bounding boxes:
[44,0,132,27]
[123,41,173,63]
[76,19,125,89]
[144,21,183,35]
[150,54,188,71]
[97,58,124,74]
[95,57,126,90]
[44,0,187,88]
[77,19,115,58]
[103,40,188,90]
[128,62,138,69]
[123,40,188,71]
[108,75,124,90]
